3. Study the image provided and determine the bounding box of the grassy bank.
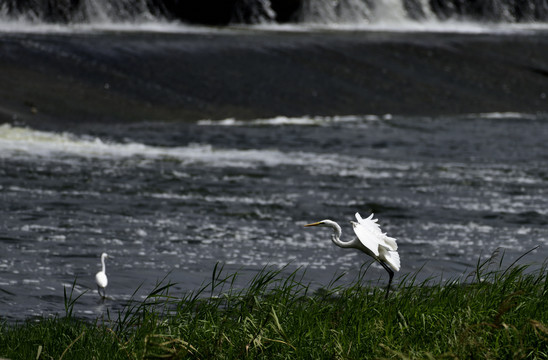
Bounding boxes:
[1,252,547,359]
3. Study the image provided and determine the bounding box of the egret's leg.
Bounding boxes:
[379,261,394,299]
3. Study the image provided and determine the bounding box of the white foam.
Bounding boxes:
[0,18,237,35]
[471,112,543,120]
[240,16,548,35]
[0,123,385,171]
[197,115,382,126]
[2,13,548,35]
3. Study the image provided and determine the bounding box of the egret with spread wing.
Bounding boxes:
[305,212,400,298]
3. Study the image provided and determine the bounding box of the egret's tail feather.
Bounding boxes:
[383,236,398,251]
[383,250,400,272]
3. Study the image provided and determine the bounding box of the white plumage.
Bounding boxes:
[352,212,400,272]
[95,252,109,299]
[305,212,400,298]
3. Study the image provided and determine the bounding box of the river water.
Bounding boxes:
[1,111,547,321]
[1,0,548,323]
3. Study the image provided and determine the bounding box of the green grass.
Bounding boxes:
[1,251,547,359]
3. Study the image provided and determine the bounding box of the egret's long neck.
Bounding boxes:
[325,221,355,249]
[101,256,106,273]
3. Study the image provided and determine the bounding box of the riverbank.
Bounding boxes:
[1,30,548,127]
[1,256,546,359]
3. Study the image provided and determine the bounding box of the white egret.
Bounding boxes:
[305,212,400,298]
[95,252,109,299]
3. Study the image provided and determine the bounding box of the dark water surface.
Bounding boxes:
[1,20,548,322]
[1,112,547,321]
[2,29,548,126]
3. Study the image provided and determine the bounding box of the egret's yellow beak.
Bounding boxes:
[304,221,322,227]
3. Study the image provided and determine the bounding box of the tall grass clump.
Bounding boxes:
[0,250,547,359]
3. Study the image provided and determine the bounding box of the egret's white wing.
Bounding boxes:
[379,248,401,272]
[351,221,380,257]
[355,212,398,251]
[95,271,108,288]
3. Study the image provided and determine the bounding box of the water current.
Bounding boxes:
[1,113,547,321]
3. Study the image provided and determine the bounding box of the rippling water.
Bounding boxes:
[1,112,547,321]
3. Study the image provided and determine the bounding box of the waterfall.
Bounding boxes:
[1,0,548,27]
[75,0,157,23]
[372,0,409,23]
[231,0,276,24]
[297,0,373,24]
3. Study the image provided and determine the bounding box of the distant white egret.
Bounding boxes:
[95,252,109,299]
[305,212,400,298]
